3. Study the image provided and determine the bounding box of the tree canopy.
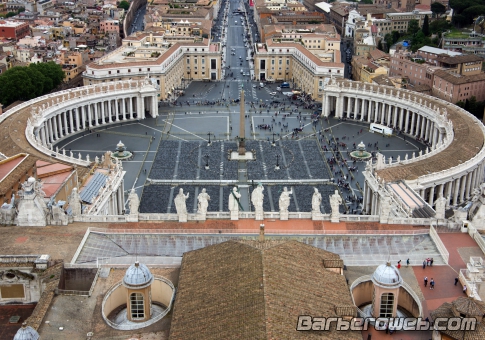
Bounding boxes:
[450,0,485,27]
[407,19,420,36]
[422,15,430,36]
[431,2,447,18]
[118,0,130,11]
[0,62,64,106]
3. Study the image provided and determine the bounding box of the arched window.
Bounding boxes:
[130,293,145,319]
[380,293,394,318]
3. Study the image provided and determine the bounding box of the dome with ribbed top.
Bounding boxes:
[372,262,402,288]
[123,261,153,289]
[14,323,39,340]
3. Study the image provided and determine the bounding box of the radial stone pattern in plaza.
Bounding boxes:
[139,139,337,214]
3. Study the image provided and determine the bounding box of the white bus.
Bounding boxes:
[370,123,393,136]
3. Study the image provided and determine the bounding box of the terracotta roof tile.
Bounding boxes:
[169,240,361,340]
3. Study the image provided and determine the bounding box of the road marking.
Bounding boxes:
[163,120,208,141]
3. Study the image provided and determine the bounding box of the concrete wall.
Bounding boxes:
[58,268,98,291]
[352,280,373,307]
[152,279,174,307]
[103,284,127,317]
[398,286,420,317]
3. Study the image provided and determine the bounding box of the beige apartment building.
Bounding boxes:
[254,39,344,100]
[83,33,222,100]
[432,70,485,103]
[389,49,437,87]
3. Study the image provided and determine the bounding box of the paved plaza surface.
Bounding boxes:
[56,103,424,215]
[54,0,424,214]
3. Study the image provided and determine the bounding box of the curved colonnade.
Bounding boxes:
[4,78,483,219]
[17,80,159,166]
[323,79,485,214]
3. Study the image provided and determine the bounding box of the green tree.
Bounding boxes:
[377,40,383,51]
[384,33,393,52]
[0,62,64,106]
[407,19,420,36]
[361,0,373,3]
[118,0,130,10]
[431,2,446,18]
[32,62,64,90]
[422,15,430,36]
[5,12,16,18]
[429,19,451,34]
[391,30,401,45]
[0,67,35,104]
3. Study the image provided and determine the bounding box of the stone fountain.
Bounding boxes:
[350,141,372,162]
[110,140,133,160]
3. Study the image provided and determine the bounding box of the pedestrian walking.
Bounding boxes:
[427,258,431,266]
[463,285,467,294]
[424,276,428,287]
[455,277,459,286]
[430,278,435,290]
[406,258,410,266]
[430,258,434,266]
[423,260,426,269]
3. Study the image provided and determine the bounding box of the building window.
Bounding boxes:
[130,293,144,320]
[380,293,394,318]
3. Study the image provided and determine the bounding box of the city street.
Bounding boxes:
[129,4,146,35]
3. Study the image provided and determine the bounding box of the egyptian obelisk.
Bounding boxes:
[238,85,246,155]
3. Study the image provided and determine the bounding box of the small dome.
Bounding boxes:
[14,323,40,340]
[123,262,153,288]
[27,177,36,183]
[372,262,402,288]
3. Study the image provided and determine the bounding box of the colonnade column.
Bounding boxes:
[151,96,157,117]
[48,118,54,143]
[428,186,435,206]
[115,99,120,121]
[40,127,46,145]
[446,181,453,207]
[76,108,81,131]
[459,175,467,203]
[95,101,102,125]
[108,99,113,123]
[57,114,63,138]
[420,116,426,139]
[452,178,460,205]
[411,113,417,135]
[465,172,473,199]
[130,97,134,119]
[88,104,92,128]
[346,97,351,117]
[52,115,59,140]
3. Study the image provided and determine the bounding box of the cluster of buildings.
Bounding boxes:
[0,0,125,79]
[351,44,485,104]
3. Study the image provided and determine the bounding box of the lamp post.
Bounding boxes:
[204,154,210,170]
[207,132,213,146]
[272,132,276,146]
[275,154,280,170]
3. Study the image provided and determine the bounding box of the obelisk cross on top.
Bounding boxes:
[238,84,246,155]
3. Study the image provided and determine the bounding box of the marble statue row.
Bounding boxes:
[157,184,344,222]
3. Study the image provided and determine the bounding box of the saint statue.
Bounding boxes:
[330,190,342,220]
[69,187,82,217]
[128,189,139,215]
[251,184,264,213]
[174,188,189,215]
[435,195,447,219]
[278,187,292,213]
[197,188,210,215]
[312,188,322,213]
[228,187,242,213]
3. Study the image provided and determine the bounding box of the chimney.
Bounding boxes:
[259,224,265,242]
